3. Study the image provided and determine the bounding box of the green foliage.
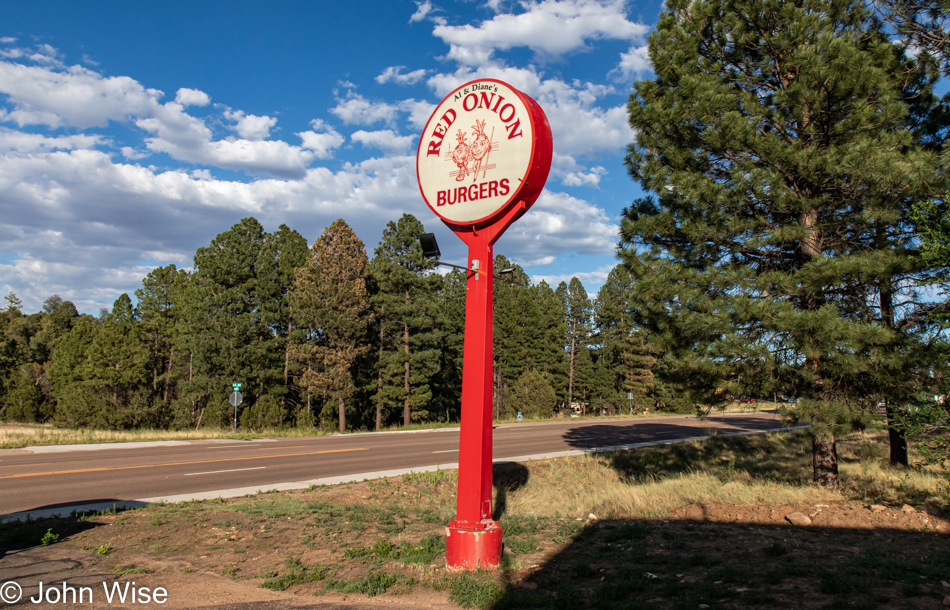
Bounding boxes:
[290,219,371,433]
[620,0,945,483]
[449,573,504,609]
[369,214,440,429]
[40,528,59,545]
[506,368,557,419]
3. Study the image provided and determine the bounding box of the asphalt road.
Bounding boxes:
[0,412,792,519]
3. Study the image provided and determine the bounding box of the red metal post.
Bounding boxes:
[445,232,501,570]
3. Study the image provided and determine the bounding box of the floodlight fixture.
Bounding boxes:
[417,233,441,259]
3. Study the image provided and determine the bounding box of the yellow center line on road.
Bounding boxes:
[0,447,369,480]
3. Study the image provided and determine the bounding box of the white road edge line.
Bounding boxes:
[184,467,266,476]
[432,449,459,453]
[0,424,807,522]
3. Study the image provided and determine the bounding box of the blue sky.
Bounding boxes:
[0,0,663,313]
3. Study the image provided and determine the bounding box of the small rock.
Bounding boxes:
[870,505,887,512]
[902,504,916,513]
[785,512,812,526]
[735,587,750,592]
[685,504,704,520]
[588,513,598,521]
[942,580,950,589]
[943,594,950,607]
[699,605,711,609]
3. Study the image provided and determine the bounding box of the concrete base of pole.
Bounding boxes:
[445,521,503,571]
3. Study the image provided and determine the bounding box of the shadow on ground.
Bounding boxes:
[564,424,816,486]
[491,515,950,609]
[560,415,786,451]
[492,462,529,521]
[1,499,149,524]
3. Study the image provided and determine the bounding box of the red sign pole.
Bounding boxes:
[415,79,551,571]
[445,235,498,567]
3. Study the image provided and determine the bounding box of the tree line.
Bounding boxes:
[0,215,657,434]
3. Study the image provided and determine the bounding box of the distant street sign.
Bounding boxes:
[229,391,243,407]
[232,382,242,391]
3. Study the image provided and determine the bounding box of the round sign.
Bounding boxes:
[416,79,552,227]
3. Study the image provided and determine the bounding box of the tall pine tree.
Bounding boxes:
[370,214,440,428]
[621,0,941,486]
[290,219,371,433]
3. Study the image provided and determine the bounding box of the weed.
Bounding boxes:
[40,528,59,546]
[449,573,504,609]
[505,535,539,556]
[261,561,331,591]
[344,547,371,559]
[398,534,445,564]
[372,538,394,558]
[377,515,405,534]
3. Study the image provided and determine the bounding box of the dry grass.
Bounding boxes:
[498,429,949,521]
[0,423,331,449]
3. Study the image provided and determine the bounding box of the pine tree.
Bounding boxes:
[492,257,541,416]
[561,278,592,413]
[622,330,657,410]
[593,266,635,397]
[429,269,466,422]
[290,219,371,433]
[532,281,569,405]
[370,214,441,428]
[257,224,309,417]
[136,264,188,424]
[621,0,942,486]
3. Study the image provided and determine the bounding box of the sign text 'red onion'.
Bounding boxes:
[416,79,551,227]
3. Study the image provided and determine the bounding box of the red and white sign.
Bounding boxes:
[416,79,552,227]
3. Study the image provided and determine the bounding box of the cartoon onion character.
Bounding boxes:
[451,129,471,181]
[469,119,491,181]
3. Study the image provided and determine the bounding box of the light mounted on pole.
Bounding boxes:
[417,234,515,281]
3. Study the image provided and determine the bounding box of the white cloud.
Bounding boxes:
[410,1,437,23]
[532,264,615,291]
[432,0,648,66]
[132,101,315,178]
[0,128,105,153]
[330,92,401,126]
[120,146,149,160]
[297,119,344,159]
[351,129,414,155]
[376,66,428,85]
[175,87,211,107]
[224,109,278,140]
[0,144,429,311]
[0,59,162,128]
[612,44,651,80]
[494,190,619,272]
